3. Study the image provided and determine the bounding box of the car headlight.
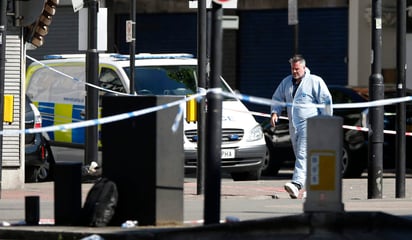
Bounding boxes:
[246,125,264,142]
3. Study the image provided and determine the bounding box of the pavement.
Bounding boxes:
[1,172,412,239]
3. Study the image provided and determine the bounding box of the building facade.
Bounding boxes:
[26,0,405,117]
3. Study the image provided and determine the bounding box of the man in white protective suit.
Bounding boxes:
[270,54,333,199]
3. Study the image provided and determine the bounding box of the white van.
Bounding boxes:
[26,53,267,180]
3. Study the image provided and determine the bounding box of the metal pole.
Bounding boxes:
[396,0,406,198]
[288,0,298,54]
[0,0,7,198]
[294,24,299,54]
[196,0,207,195]
[85,0,99,166]
[129,0,136,94]
[204,1,223,225]
[368,0,384,199]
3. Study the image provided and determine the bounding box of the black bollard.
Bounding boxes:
[25,196,40,225]
[54,162,82,226]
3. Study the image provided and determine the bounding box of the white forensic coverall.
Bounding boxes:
[270,68,333,188]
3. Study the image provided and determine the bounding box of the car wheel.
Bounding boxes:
[261,145,281,176]
[40,143,56,182]
[341,144,365,178]
[25,164,50,183]
[37,163,49,181]
[25,143,55,183]
[25,166,40,183]
[231,169,261,181]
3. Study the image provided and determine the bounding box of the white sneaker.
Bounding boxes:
[284,182,300,199]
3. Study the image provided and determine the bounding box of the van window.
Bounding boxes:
[27,65,86,105]
[99,68,126,93]
[124,66,197,95]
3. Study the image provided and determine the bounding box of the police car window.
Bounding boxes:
[99,68,125,93]
[124,66,197,95]
[27,65,85,104]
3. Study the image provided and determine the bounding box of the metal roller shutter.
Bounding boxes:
[116,13,197,55]
[4,27,23,167]
[298,8,348,86]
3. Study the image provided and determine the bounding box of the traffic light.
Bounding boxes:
[24,0,59,48]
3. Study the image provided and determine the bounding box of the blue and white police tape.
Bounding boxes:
[172,102,185,133]
[223,91,332,109]
[0,93,204,136]
[229,91,412,110]
[332,96,412,109]
[5,88,412,136]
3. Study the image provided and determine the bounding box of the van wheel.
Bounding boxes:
[231,169,261,181]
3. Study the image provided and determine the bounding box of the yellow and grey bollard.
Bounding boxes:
[3,95,14,124]
[186,95,198,123]
[304,115,344,213]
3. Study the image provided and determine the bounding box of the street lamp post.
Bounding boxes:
[129,0,136,94]
[85,0,99,166]
[196,0,207,195]
[368,0,384,199]
[396,0,406,198]
[204,1,223,225]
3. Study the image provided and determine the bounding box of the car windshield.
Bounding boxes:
[123,65,233,98]
[123,66,197,95]
[329,87,368,104]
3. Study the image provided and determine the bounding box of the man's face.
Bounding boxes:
[291,61,305,80]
